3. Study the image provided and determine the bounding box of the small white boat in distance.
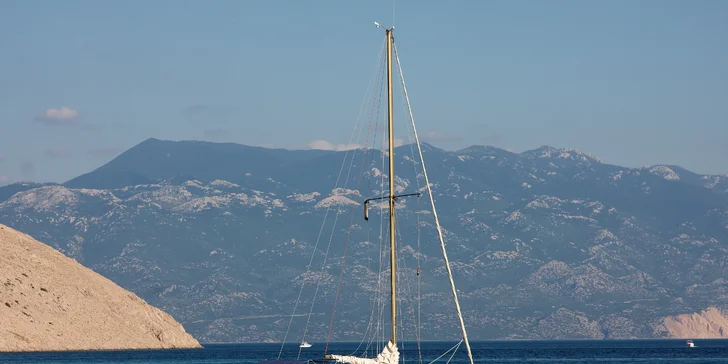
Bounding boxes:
[299,341,312,348]
[686,339,695,348]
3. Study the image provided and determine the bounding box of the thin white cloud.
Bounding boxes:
[43,106,78,120]
[308,140,363,151]
[0,154,5,162]
[307,138,406,151]
[380,138,405,151]
[36,106,83,127]
[0,175,8,183]
[421,131,463,143]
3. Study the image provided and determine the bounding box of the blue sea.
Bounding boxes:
[1,340,727,364]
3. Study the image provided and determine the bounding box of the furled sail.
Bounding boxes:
[324,340,399,364]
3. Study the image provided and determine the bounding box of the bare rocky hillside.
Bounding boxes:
[663,307,728,338]
[0,224,201,352]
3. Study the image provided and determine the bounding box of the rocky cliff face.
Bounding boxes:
[0,224,201,352]
[663,307,728,338]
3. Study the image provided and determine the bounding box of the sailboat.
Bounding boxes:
[260,25,474,364]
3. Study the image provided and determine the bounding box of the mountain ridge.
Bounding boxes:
[49,139,717,187]
[1,138,727,342]
[4,139,725,192]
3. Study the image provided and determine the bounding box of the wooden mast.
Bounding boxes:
[385,27,397,346]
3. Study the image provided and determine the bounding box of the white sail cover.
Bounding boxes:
[324,340,399,364]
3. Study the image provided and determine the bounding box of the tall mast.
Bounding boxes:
[386,27,397,346]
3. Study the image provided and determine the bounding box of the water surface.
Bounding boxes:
[1,340,726,364]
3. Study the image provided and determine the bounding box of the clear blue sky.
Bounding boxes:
[0,0,726,185]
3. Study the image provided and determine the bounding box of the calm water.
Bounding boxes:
[2,340,728,364]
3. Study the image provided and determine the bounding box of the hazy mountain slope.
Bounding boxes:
[64,138,336,190]
[1,138,727,342]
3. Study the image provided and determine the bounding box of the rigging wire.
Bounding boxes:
[377,90,388,355]
[351,46,389,360]
[347,57,387,358]
[280,28,477,364]
[392,211,415,363]
[444,341,462,364]
[387,56,428,363]
[393,42,475,364]
[277,37,386,360]
[362,110,388,359]
[298,93,372,360]
[323,49,387,354]
[427,340,462,364]
[393,0,396,29]
[392,203,423,364]
[374,86,389,357]
[394,224,415,364]
[416,201,422,364]
[395,56,425,364]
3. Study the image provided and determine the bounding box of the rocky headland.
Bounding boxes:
[0,224,201,352]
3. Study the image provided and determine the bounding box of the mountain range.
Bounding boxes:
[1,137,727,342]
